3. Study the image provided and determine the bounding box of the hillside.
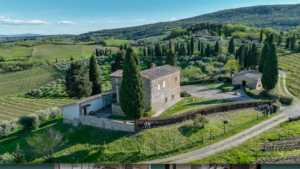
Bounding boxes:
[82,4,300,40]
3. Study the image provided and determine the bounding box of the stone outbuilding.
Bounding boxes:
[109,64,181,116]
[232,70,263,90]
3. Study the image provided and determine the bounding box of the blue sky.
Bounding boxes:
[0,0,299,35]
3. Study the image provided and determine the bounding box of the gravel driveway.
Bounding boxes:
[180,84,254,102]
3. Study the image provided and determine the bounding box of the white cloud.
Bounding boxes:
[0,16,50,25]
[57,21,78,24]
[137,19,144,21]
[108,21,116,23]
[171,17,176,20]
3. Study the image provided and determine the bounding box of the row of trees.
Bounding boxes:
[96,48,112,56]
[65,55,102,99]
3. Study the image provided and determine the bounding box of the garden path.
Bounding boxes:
[141,105,300,164]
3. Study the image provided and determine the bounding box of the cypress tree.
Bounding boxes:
[277,32,283,46]
[291,34,296,49]
[169,40,172,49]
[215,41,219,54]
[187,42,191,56]
[244,46,249,68]
[201,42,204,56]
[105,48,107,56]
[265,34,269,43]
[162,45,165,56]
[120,47,145,131]
[206,44,210,57]
[143,46,146,56]
[148,46,151,56]
[119,45,123,50]
[65,60,92,99]
[268,34,274,46]
[191,36,194,54]
[262,44,278,92]
[56,58,57,63]
[152,47,154,57]
[259,29,263,43]
[228,38,235,54]
[225,27,228,37]
[248,43,260,69]
[124,43,127,50]
[111,50,125,72]
[237,45,245,67]
[70,57,74,61]
[89,55,102,95]
[198,41,201,52]
[96,48,100,56]
[165,49,176,66]
[259,43,269,73]
[285,37,290,49]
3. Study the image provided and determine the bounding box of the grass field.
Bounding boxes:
[159,97,233,117]
[0,97,73,122]
[0,67,61,96]
[0,107,278,163]
[187,119,300,164]
[104,40,128,46]
[0,43,33,60]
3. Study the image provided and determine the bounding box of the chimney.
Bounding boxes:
[151,63,156,68]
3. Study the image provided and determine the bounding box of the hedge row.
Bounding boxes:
[244,86,256,98]
[289,116,300,122]
[266,93,294,105]
[222,85,241,92]
[138,100,272,128]
[218,77,232,82]
[180,78,217,85]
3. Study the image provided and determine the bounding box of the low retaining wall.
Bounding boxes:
[137,100,272,128]
[79,115,134,132]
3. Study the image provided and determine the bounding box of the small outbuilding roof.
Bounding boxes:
[62,90,116,107]
[109,65,180,80]
[233,70,262,80]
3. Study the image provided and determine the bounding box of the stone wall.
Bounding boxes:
[112,103,126,116]
[79,115,134,132]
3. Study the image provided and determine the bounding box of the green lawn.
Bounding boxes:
[187,118,300,164]
[0,43,33,60]
[0,107,278,163]
[216,82,232,91]
[203,83,219,88]
[104,40,128,46]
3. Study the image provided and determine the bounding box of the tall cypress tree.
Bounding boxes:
[225,27,228,37]
[120,47,145,130]
[124,44,127,50]
[120,45,124,50]
[190,36,194,54]
[268,34,274,46]
[206,44,210,57]
[162,45,165,56]
[265,34,269,43]
[169,40,172,49]
[89,55,102,95]
[96,49,100,56]
[165,49,176,66]
[259,43,269,73]
[143,47,146,56]
[262,44,278,92]
[277,32,283,46]
[228,38,235,54]
[285,37,290,49]
[198,41,201,52]
[259,29,263,43]
[215,41,219,54]
[65,61,92,99]
[248,43,260,69]
[111,50,125,72]
[201,42,204,56]
[148,46,151,56]
[237,45,245,67]
[244,46,249,68]
[291,34,296,49]
[187,42,191,56]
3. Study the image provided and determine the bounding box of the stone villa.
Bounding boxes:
[110,64,181,116]
[61,64,180,131]
[232,70,262,90]
[195,29,223,41]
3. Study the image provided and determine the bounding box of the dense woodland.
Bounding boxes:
[80,4,300,40]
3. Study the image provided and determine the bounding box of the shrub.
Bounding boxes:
[272,101,281,113]
[144,107,156,117]
[0,121,12,137]
[180,91,191,97]
[18,114,39,130]
[0,152,15,164]
[35,110,50,121]
[103,71,108,75]
[244,86,255,97]
[193,114,209,129]
[10,119,18,131]
[265,92,293,105]
[49,107,62,118]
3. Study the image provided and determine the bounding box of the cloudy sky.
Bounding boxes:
[0,0,299,35]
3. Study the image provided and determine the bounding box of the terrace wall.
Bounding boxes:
[137,100,272,129]
[79,115,134,132]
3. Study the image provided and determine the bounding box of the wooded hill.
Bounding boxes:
[81,4,300,40]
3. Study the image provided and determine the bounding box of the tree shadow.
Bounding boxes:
[178,124,200,137]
